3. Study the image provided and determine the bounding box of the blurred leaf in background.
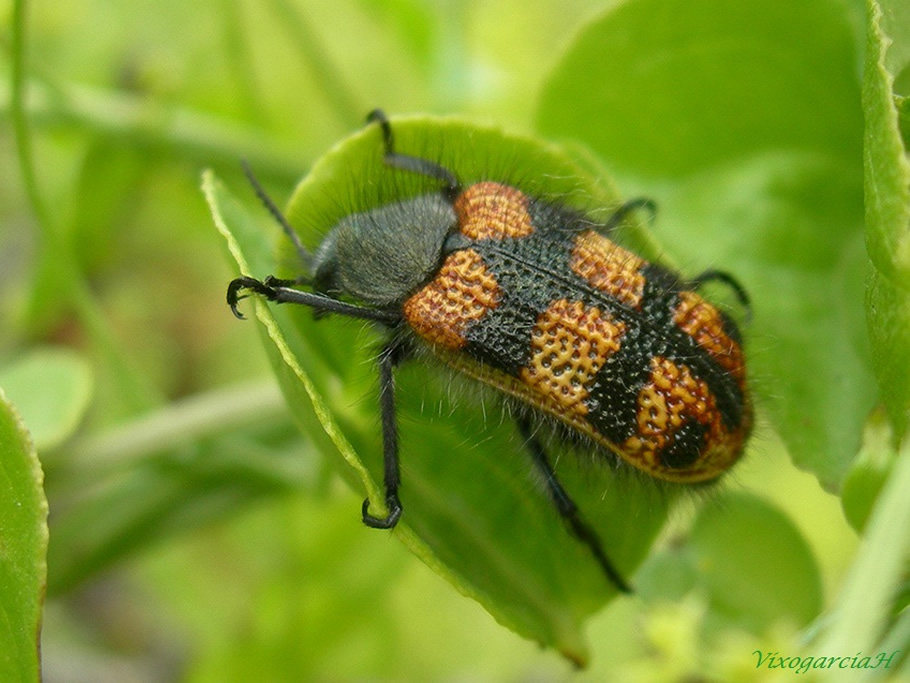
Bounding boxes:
[3,0,909,679]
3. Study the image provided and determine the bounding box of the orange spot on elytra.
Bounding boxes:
[454,182,534,240]
[570,230,646,309]
[403,249,500,349]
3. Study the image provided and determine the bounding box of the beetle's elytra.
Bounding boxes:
[228,110,753,592]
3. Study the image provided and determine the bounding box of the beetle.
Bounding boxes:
[228,110,752,592]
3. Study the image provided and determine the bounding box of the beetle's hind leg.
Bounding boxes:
[361,339,408,529]
[689,269,751,320]
[600,197,657,234]
[365,109,461,199]
[516,415,632,593]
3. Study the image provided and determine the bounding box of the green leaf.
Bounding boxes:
[0,348,93,452]
[899,96,910,147]
[0,389,48,682]
[205,114,672,664]
[538,0,861,179]
[538,0,870,487]
[688,491,823,632]
[636,491,823,635]
[864,0,910,439]
[841,408,897,531]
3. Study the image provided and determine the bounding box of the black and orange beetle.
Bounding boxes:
[228,110,752,592]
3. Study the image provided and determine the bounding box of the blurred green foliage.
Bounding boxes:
[2,0,909,679]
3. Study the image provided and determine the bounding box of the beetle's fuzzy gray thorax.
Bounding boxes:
[312,193,457,308]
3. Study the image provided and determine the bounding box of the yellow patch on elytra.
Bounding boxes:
[520,299,626,418]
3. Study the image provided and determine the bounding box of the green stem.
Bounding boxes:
[874,607,910,675]
[10,0,50,231]
[8,37,305,409]
[10,5,162,410]
[218,0,268,124]
[269,0,364,124]
[1,76,306,183]
[10,1,152,411]
[65,380,288,471]
[816,424,910,657]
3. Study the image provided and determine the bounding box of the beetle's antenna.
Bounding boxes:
[366,109,461,199]
[241,160,312,269]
